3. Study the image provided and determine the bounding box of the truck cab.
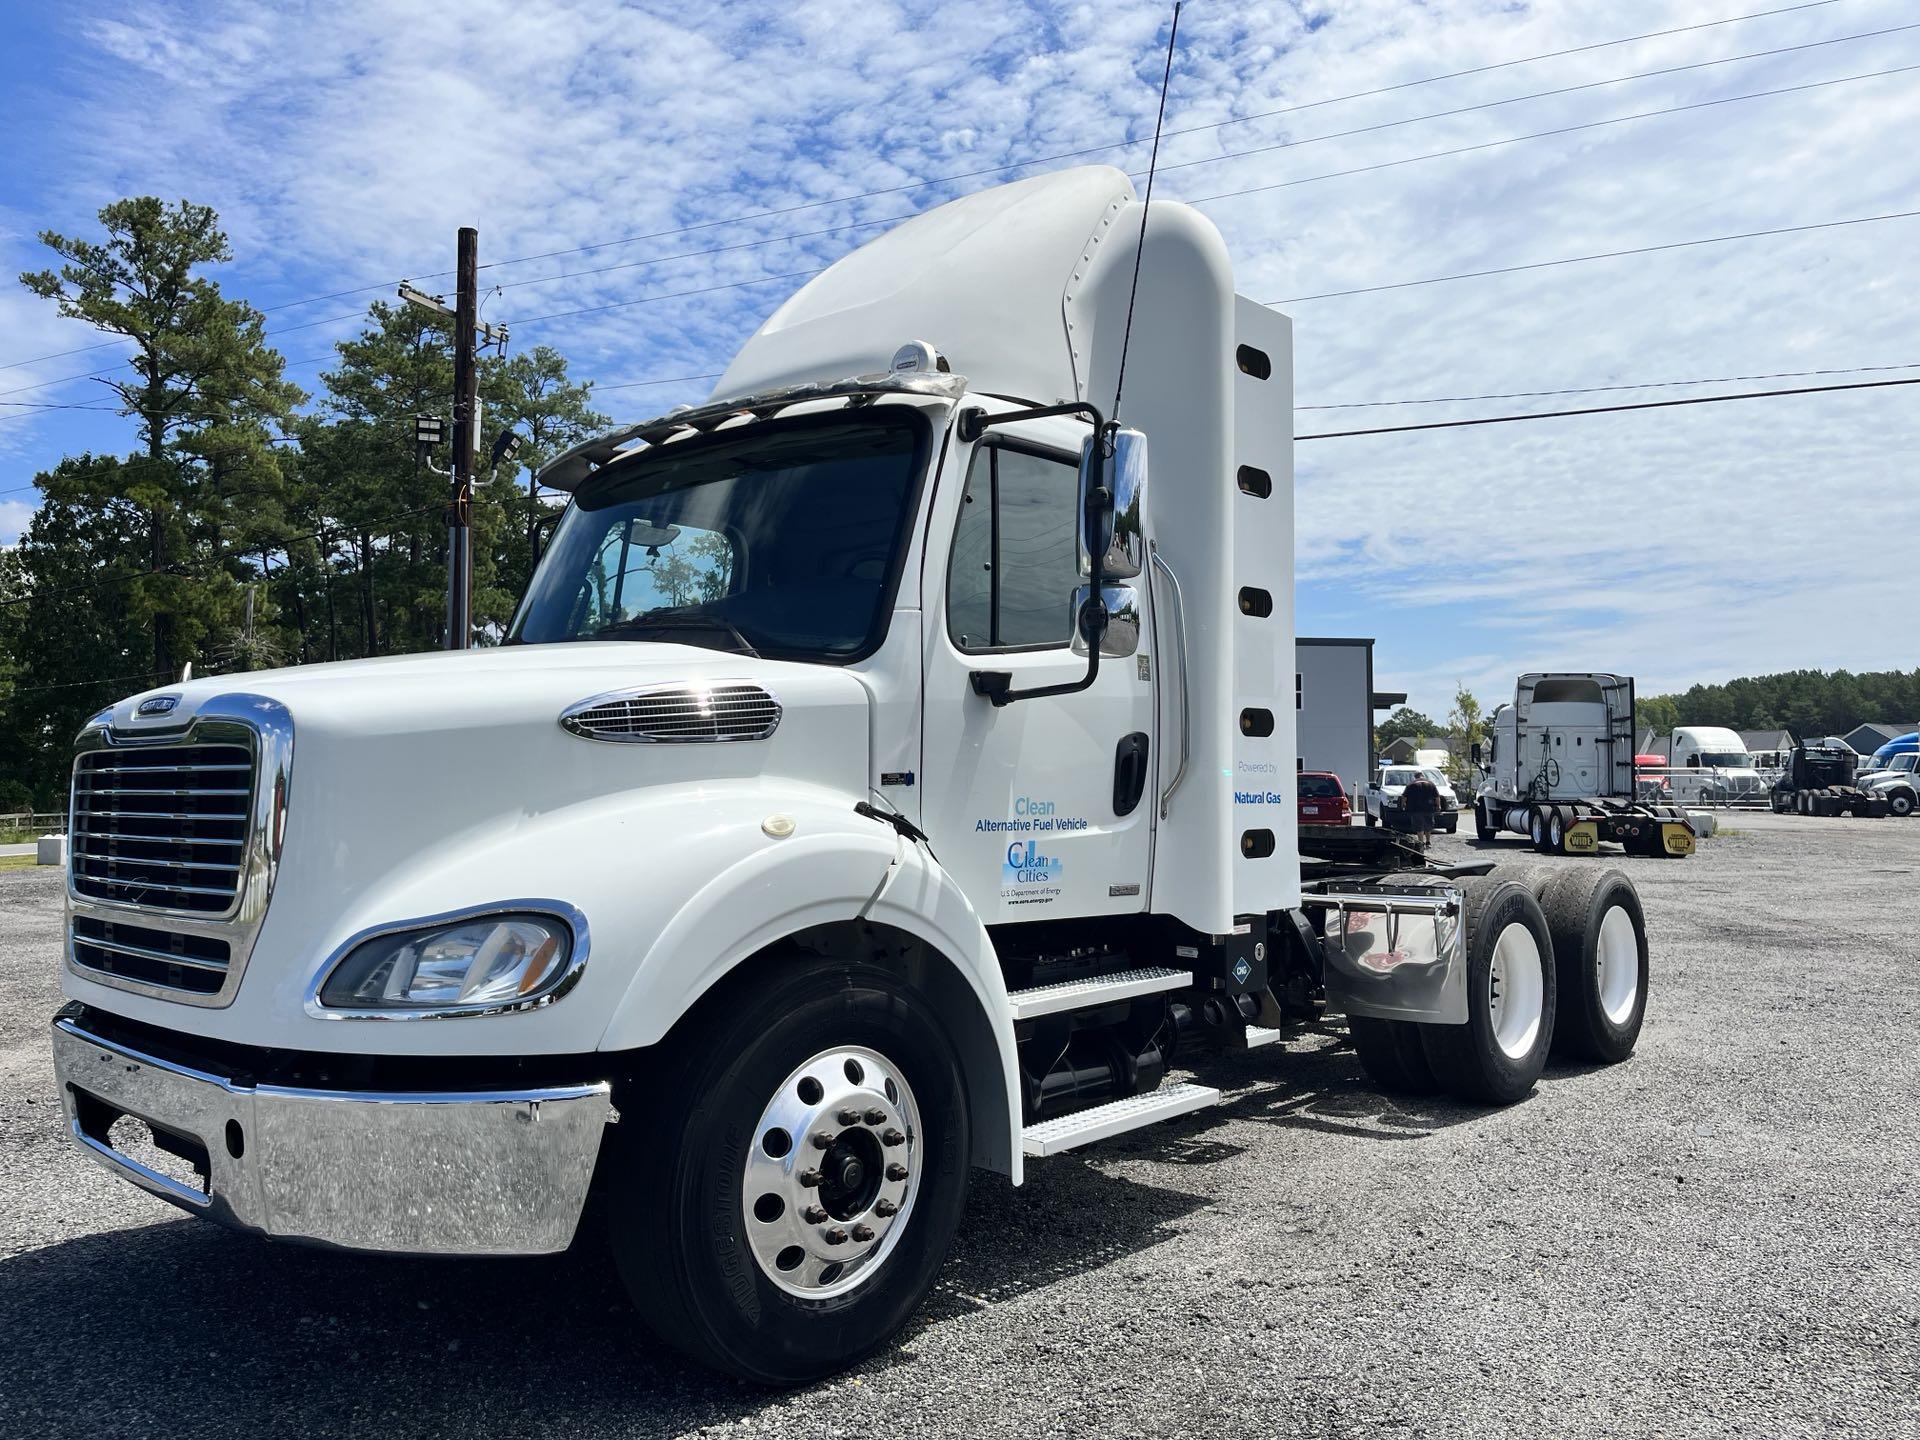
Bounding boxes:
[48,167,1654,1385]
[1670,724,1764,804]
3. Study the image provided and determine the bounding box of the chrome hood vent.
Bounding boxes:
[560,682,782,744]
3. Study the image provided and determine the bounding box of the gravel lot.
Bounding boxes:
[3,810,1916,1438]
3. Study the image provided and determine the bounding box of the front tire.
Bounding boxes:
[1888,788,1914,818]
[1420,876,1557,1104]
[607,956,970,1385]
[1475,800,1498,842]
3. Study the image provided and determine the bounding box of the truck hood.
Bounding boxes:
[100,640,876,895]
[106,642,870,749]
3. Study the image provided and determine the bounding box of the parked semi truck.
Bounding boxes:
[1669,724,1766,804]
[49,168,1654,1385]
[1473,673,1695,857]
[1769,741,1892,816]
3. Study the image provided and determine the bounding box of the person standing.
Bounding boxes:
[1402,770,1441,844]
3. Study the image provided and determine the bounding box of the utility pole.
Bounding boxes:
[399,238,505,651]
[448,226,479,650]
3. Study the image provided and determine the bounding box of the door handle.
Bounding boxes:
[1114,732,1151,817]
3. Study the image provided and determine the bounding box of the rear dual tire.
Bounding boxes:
[1536,868,1648,1063]
[1349,875,1557,1105]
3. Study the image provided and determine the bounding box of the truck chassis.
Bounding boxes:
[1475,796,1695,858]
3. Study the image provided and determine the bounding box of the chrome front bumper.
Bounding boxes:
[51,1016,615,1256]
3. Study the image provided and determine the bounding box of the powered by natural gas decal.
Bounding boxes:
[978,795,1086,906]
[1235,759,1287,807]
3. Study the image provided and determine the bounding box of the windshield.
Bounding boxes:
[510,410,927,660]
[1697,751,1751,768]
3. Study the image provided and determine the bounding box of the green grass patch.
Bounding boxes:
[0,853,43,872]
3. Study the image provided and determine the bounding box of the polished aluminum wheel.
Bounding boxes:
[741,1046,920,1299]
[1486,920,1545,1061]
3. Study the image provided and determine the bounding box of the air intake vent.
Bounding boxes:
[561,683,782,744]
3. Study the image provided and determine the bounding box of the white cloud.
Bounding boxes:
[5,0,1918,713]
[0,497,37,545]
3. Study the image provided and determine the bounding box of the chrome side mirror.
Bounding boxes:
[1070,584,1141,658]
[1077,426,1146,581]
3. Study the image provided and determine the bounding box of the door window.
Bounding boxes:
[947,443,1080,651]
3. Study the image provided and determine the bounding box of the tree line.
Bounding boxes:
[1634,669,1920,741]
[1377,668,1920,764]
[0,198,609,810]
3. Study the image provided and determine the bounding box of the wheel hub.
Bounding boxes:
[1487,920,1545,1060]
[741,1046,919,1299]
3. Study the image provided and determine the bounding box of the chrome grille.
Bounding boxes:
[70,914,232,996]
[70,743,254,914]
[561,683,782,743]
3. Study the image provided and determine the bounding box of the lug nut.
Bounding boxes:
[811,1131,835,1150]
[837,1108,861,1126]
[882,1128,905,1147]
[864,1107,887,1125]
[875,1198,898,1217]
[798,1169,823,1188]
[850,1223,875,1243]
[885,1162,908,1182]
[823,1227,849,1245]
[802,1205,828,1224]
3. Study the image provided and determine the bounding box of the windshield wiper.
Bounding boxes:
[593,610,760,657]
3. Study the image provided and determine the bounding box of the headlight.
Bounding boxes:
[316,911,580,1015]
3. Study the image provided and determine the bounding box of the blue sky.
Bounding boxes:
[2,0,1918,716]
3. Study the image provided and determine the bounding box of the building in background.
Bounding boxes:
[1843,722,1920,757]
[1295,637,1404,796]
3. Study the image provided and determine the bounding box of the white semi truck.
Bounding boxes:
[1474,673,1696,858]
[49,168,1653,1384]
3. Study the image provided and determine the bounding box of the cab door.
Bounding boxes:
[919,426,1157,923]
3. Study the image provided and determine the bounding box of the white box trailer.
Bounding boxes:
[50,168,1655,1384]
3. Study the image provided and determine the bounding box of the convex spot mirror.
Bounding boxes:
[1077,426,1146,582]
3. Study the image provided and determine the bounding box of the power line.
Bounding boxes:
[1297,361,1920,410]
[0,503,445,609]
[1272,208,1920,305]
[590,371,724,393]
[1156,20,1919,184]
[2,0,1838,382]
[1295,375,1920,439]
[0,20,1893,413]
[1191,60,1920,207]
[8,51,1890,401]
[450,0,1859,276]
[511,269,825,328]
[434,18,1904,309]
[5,669,169,699]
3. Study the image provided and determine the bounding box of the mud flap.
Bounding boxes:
[1564,821,1599,854]
[1661,822,1695,856]
[1304,881,1467,1024]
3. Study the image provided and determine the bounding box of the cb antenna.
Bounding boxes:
[1110,0,1183,425]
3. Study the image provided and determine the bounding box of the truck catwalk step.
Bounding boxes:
[1240,1025,1282,1049]
[1005,966,1191,1020]
[1021,1082,1221,1157]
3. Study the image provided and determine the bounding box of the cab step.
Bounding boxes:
[1240,1024,1282,1049]
[1005,966,1190,1020]
[1020,1082,1220,1157]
